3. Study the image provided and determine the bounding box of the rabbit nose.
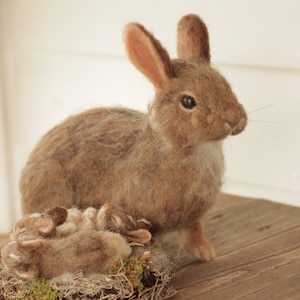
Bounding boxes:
[230,117,247,135]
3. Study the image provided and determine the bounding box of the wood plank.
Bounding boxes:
[171,227,300,298]
[169,195,300,299]
[205,195,300,256]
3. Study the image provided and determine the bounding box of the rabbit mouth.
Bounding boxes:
[224,118,247,137]
[213,118,247,141]
[230,118,247,135]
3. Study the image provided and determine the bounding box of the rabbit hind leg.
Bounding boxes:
[183,220,216,261]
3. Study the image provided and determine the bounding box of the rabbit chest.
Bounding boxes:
[110,139,225,232]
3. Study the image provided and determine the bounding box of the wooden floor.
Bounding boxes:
[166,194,300,300]
[1,194,299,299]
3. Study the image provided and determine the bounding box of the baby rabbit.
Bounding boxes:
[20,14,247,261]
[10,206,67,241]
[11,204,152,245]
[97,203,152,245]
[2,230,131,280]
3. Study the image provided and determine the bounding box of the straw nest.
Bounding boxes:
[0,243,176,300]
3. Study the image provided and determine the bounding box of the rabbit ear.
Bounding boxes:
[35,218,56,236]
[136,218,152,230]
[177,14,210,63]
[124,23,175,90]
[18,240,44,252]
[126,229,152,245]
[46,206,68,225]
[15,265,39,280]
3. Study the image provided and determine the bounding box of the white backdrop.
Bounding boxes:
[0,0,300,231]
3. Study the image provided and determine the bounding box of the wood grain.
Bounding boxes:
[167,194,300,299]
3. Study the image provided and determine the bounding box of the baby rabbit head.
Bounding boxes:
[124,14,247,148]
[1,240,43,280]
[97,203,152,245]
[10,206,67,241]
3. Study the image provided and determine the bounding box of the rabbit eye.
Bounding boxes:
[19,229,26,235]
[181,95,197,109]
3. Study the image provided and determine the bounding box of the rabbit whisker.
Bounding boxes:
[249,119,292,125]
[247,104,274,115]
[247,104,293,125]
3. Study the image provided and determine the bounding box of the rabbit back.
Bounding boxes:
[20,107,145,213]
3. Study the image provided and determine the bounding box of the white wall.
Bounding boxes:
[0,63,13,231]
[0,0,300,231]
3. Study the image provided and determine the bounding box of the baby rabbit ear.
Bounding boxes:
[177,14,210,63]
[18,240,44,252]
[35,218,56,236]
[46,206,68,225]
[124,23,175,90]
[15,265,39,281]
[34,207,67,236]
[136,218,152,230]
[126,229,152,245]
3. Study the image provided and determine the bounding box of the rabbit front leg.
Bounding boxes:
[184,220,216,261]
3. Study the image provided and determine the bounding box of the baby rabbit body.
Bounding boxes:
[2,231,131,280]
[20,15,247,260]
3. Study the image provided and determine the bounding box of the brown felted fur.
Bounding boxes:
[97,203,152,245]
[1,230,132,280]
[20,14,247,261]
[10,209,67,241]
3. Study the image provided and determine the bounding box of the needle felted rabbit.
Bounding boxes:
[11,204,152,245]
[20,14,247,261]
[2,230,132,280]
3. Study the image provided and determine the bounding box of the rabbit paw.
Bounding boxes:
[185,236,216,261]
[184,221,216,261]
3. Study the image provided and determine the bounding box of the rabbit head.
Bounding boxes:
[124,14,247,148]
[1,240,43,280]
[10,206,67,241]
[97,203,152,245]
